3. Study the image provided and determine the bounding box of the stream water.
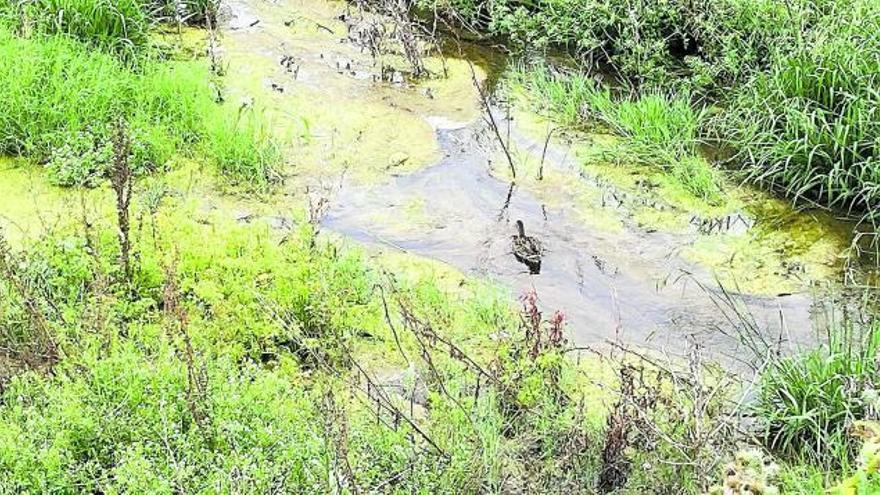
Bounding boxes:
[323,118,821,355]
[220,0,869,361]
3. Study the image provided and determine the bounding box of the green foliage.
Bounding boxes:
[719,3,880,213]
[0,347,330,493]
[203,108,283,188]
[424,0,826,91]
[509,65,721,201]
[0,196,608,492]
[1,0,154,57]
[507,65,609,128]
[0,29,280,187]
[753,322,880,470]
[0,0,221,57]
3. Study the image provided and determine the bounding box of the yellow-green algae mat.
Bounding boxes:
[213,0,484,183]
[497,104,852,296]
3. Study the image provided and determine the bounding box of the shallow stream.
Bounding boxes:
[0,0,865,362]
[209,0,874,357]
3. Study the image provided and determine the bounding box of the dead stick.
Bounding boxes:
[467,61,516,180]
[537,125,555,181]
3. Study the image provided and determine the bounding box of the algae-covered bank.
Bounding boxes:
[0,0,879,492]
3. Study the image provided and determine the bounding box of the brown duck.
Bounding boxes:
[512,220,544,274]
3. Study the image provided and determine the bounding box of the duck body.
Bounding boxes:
[512,220,544,274]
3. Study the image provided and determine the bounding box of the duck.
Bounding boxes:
[511,220,544,274]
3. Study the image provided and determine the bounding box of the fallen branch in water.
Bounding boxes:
[537,125,556,181]
[468,61,517,180]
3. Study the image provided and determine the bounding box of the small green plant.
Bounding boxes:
[834,421,880,494]
[204,107,283,188]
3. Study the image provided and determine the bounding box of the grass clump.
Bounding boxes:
[509,66,721,201]
[753,322,880,471]
[2,0,154,57]
[719,5,880,214]
[0,28,280,188]
[203,109,283,187]
[0,0,221,57]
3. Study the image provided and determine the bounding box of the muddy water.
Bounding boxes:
[221,0,857,358]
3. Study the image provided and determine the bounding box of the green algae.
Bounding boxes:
[152,25,208,60]
[683,198,850,294]
[502,88,852,295]
[218,0,484,185]
[0,158,112,246]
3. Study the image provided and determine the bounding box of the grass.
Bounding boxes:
[508,65,721,201]
[0,0,221,58]
[0,27,280,188]
[2,0,154,58]
[425,0,880,218]
[3,159,872,493]
[753,321,880,471]
[718,5,880,214]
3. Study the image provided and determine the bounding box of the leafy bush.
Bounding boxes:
[423,0,834,91]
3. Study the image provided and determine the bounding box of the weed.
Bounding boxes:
[0,232,58,377]
[110,122,134,285]
[203,106,283,188]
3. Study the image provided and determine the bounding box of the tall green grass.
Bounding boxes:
[0,0,221,58]
[753,321,880,470]
[510,66,721,201]
[719,5,880,214]
[0,28,280,187]
[1,0,154,58]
